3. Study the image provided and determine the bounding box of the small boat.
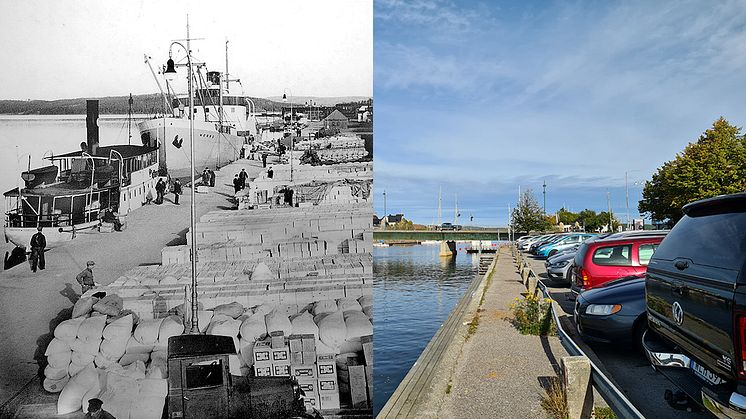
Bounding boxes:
[4,101,160,250]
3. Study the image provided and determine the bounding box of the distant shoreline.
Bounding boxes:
[0,94,372,116]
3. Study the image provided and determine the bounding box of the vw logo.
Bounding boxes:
[672,301,684,325]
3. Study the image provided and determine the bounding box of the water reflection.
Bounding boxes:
[372,244,477,414]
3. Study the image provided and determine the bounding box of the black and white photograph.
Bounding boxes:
[0,1,372,418]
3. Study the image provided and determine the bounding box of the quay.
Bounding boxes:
[0,136,373,417]
[378,246,570,418]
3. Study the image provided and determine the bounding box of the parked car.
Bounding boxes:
[643,192,746,417]
[570,234,665,295]
[519,234,551,250]
[529,234,570,254]
[575,275,647,346]
[536,233,596,258]
[546,250,578,280]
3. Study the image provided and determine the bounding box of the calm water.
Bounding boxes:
[373,244,480,414]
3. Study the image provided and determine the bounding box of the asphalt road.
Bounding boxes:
[523,254,707,419]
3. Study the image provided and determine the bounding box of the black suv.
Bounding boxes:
[643,192,746,417]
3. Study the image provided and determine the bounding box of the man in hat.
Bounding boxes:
[239,168,248,189]
[76,261,96,295]
[172,178,182,205]
[29,226,46,272]
[85,398,115,419]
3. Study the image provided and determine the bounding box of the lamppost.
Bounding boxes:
[164,22,201,335]
[282,89,293,182]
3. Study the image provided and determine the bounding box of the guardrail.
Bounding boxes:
[511,245,645,419]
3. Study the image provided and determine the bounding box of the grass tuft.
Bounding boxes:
[540,376,568,419]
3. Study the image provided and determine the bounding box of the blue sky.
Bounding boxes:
[373,0,746,226]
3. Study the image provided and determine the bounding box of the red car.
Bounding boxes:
[571,234,665,294]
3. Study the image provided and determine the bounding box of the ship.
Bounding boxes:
[3,100,161,250]
[138,41,259,178]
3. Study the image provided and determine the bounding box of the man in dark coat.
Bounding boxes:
[155,179,166,204]
[209,169,216,187]
[29,226,46,272]
[267,167,274,179]
[172,178,182,205]
[202,168,210,186]
[239,169,248,189]
[262,153,268,168]
[233,174,241,193]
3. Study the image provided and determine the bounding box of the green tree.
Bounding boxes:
[392,218,415,230]
[512,189,551,233]
[556,207,578,225]
[639,118,746,224]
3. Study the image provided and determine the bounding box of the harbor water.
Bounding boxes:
[372,243,479,414]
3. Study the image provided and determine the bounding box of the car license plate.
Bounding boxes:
[689,359,726,386]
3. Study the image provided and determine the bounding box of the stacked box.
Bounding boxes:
[349,365,368,408]
[317,351,340,409]
[361,335,372,365]
[302,334,316,366]
[253,340,273,377]
[272,342,290,377]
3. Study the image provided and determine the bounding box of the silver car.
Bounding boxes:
[545,251,576,280]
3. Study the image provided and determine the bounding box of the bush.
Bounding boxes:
[510,293,556,336]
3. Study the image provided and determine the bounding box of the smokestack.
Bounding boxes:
[86,100,99,155]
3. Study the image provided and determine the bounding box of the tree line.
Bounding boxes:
[511,117,746,233]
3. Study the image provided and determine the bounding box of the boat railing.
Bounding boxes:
[5,209,100,229]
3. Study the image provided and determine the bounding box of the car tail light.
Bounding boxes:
[580,269,590,288]
[736,312,746,380]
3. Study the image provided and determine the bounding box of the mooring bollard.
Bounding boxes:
[528,271,538,295]
[561,356,593,419]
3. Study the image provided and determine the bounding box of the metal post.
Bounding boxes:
[183,18,200,334]
[383,190,387,230]
[625,171,630,231]
[543,180,547,216]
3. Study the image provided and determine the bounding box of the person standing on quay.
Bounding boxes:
[155,179,166,204]
[29,226,46,272]
[239,168,248,189]
[233,174,242,194]
[172,178,182,205]
[262,153,268,168]
[209,169,216,187]
[76,261,95,295]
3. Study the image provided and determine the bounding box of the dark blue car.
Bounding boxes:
[574,275,647,347]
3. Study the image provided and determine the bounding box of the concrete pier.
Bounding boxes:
[0,143,374,416]
[438,240,457,257]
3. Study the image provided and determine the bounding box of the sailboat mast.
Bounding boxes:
[127,93,133,145]
[225,39,229,94]
[437,187,442,226]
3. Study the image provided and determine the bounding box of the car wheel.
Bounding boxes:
[548,249,558,257]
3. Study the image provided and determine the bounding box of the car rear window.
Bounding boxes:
[638,244,658,266]
[592,244,633,266]
[653,212,746,271]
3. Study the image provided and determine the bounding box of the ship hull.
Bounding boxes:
[138,118,246,177]
[4,221,99,250]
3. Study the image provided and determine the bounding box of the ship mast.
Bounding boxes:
[437,186,442,226]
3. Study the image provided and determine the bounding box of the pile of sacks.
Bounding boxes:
[45,293,184,394]
[56,361,167,418]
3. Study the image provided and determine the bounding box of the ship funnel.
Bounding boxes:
[86,100,99,155]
